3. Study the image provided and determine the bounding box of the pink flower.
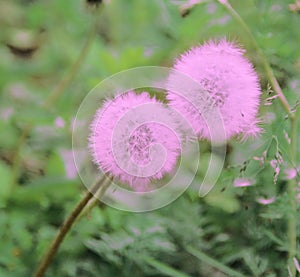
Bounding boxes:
[233,178,254,187]
[284,165,300,180]
[293,257,300,273]
[54,117,65,128]
[89,91,181,191]
[257,197,276,205]
[167,40,262,141]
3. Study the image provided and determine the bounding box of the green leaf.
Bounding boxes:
[204,191,240,213]
[45,151,66,176]
[12,176,79,203]
[186,246,248,277]
[143,256,191,277]
[0,120,18,149]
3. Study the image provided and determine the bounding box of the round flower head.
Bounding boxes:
[89,91,181,191]
[167,39,262,141]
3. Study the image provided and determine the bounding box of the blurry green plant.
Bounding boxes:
[0,0,299,277]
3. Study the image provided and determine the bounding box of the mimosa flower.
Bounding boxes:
[89,91,181,191]
[167,39,262,141]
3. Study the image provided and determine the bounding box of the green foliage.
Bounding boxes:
[0,161,13,207]
[0,0,299,276]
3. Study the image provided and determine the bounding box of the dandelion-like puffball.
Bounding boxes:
[89,91,181,191]
[167,40,262,140]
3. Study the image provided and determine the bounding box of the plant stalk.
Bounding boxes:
[43,19,97,109]
[33,176,110,277]
[288,115,298,276]
[215,1,297,275]
[217,0,294,120]
[12,19,97,188]
[76,176,112,223]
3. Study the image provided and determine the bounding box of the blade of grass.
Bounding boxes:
[143,256,191,277]
[186,246,248,277]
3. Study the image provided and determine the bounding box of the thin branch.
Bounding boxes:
[215,1,298,275]
[216,0,294,120]
[178,0,294,119]
[42,19,98,109]
[13,0,107,191]
[11,19,98,188]
[33,175,110,277]
[76,176,112,222]
[287,115,298,276]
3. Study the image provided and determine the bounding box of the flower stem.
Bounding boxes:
[76,176,112,223]
[42,19,97,110]
[11,19,98,189]
[32,15,104,277]
[216,1,298,275]
[288,115,298,276]
[217,0,294,120]
[33,176,110,277]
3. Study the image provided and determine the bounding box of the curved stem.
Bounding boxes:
[288,115,298,276]
[32,14,103,277]
[33,176,110,277]
[216,0,294,120]
[43,19,97,109]
[76,176,112,223]
[215,1,298,275]
[12,19,98,188]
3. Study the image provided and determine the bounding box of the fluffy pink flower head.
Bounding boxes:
[89,91,181,191]
[167,39,262,141]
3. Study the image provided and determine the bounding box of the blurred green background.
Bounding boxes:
[0,0,300,276]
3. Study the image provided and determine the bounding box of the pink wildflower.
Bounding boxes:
[167,40,262,141]
[293,257,300,273]
[285,165,300,180]
[253,150,267,166]
[233,178,254,187]
[270,156,283,184]
[257,197,276,205]
[89,91,181,191]
[54,117,65,128]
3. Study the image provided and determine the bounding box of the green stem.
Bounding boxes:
[288,115,298,276]
[11,19,97,188]
[76,176,112,223]
[217,0,294,120]
[215,1,298,275]
[32,14,104,277]
[33,176,110,277]
[43,19,97,109]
